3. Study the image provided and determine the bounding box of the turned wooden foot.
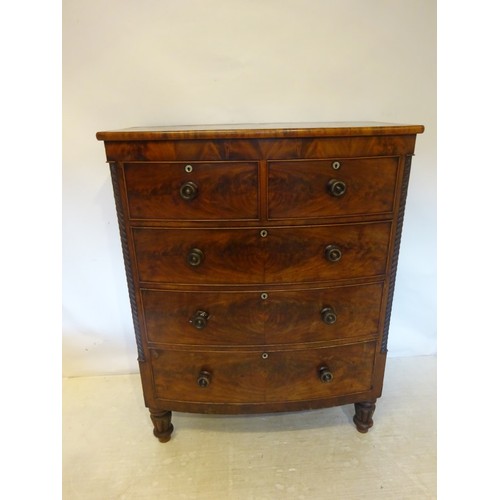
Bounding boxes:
[353,400,376,433]
[149,409,174,442]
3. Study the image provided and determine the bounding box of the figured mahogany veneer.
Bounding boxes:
[142,282,384,346]
[151,342,376,405]
[97,122,424,441]
[133,223,391,285]
[124,161,259,221]
[268,157,398,219]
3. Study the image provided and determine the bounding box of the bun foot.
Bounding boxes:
[149,409,174,442]
[353,400,376,433]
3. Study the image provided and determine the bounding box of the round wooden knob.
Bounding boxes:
[318,366,333,383]
[187,248,204,266]
[321,306,337,325]
[189,310,209,329]
[180,181,198,201]
[324,244,342,263]
[327,179,346,197]
[197,370,211,388]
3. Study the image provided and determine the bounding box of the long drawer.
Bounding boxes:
[133,222,391,285]
[151,341,376,404]
[142,282,383,346]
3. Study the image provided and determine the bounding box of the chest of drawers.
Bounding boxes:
[97,122,424,442]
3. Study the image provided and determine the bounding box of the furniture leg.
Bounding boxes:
[353,400,376,433]
[149,409,174,442]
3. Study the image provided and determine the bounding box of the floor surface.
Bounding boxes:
[63,355,436,499]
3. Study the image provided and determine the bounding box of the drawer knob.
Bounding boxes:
[189,310,209,329]
[180,181,198,201]
[318,366,333,383]
[187,248,204,266]
[327,179,347,197]
[321,306,337,325]
[324,244,342,263]
[197,370,211,388]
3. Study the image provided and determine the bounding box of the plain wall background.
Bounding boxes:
[62,0,436,377]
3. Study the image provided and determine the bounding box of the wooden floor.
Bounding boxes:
[63,356,436,499]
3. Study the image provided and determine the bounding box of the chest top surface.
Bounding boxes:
[96,122,424,141]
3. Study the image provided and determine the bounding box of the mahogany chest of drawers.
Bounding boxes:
[97,122,424,442]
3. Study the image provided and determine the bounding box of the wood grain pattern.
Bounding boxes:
[124,161,259,221]
[133,222,391,285]
[150,342,376,404]
[100,136,418,162]
[268,156,398,219]
[96,122,424,141]
[141,282,383,346]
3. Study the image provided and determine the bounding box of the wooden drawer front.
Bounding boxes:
[142,283,383,346]
[133,222,390,284]
[151,342,376,404]
[134,227,265,284]
[263,223,390,283]
[268,157,398,219]
[124,161,259,220]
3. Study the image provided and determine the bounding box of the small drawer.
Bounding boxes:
[123,161,259,220]
[151,342,376,404]
[133,222,390,285]
[268,157,398,219]
[142,282,383,346]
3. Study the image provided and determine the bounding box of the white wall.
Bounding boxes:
[63,0,436,376]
